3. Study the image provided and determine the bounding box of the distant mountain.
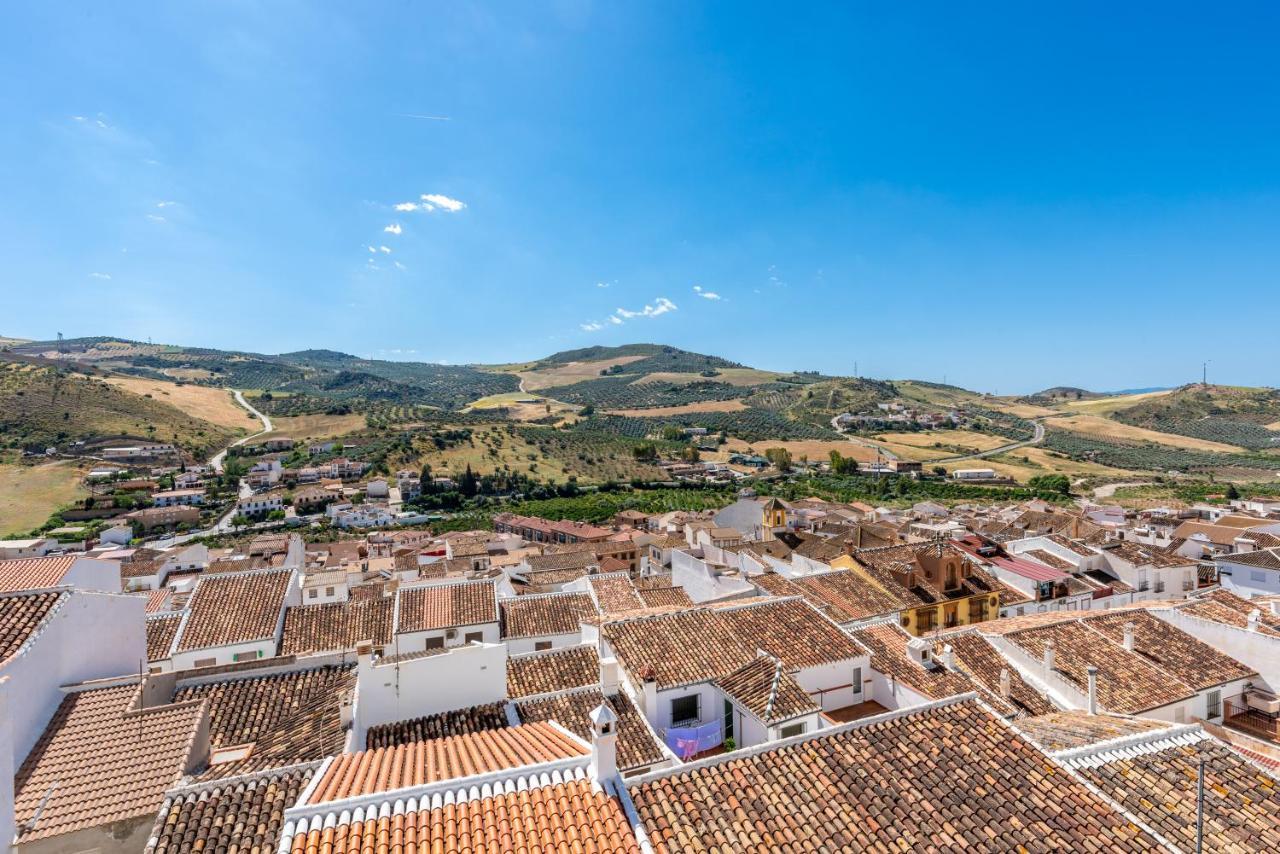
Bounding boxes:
[1099,386,1172,396]
[1024,386,1102,402]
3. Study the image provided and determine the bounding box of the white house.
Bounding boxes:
[238,492,284,517]
[1215,548,1280,597]
[391,579,500,654]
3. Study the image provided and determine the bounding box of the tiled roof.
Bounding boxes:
[0,554,77,592]
[524,550,599,572]
[1217,547,1280,570]
[603,599,864,690]
[1083,609,1256,689]
[1099,540,1194,568]
[1014,710,1171,752]
[1180,588,1280,637]
[176,569,292,652]
[499,591,596,639]
[935,632,1055,717]
[173,664,353,779]
[139,587,172,613]
[308,722,587,803]
[508,644,600,698]
[396,579,497,632]
[589,574,645,613]
[849,622,977,704]
[516,688,665,771]
[1063,730,1280,852]
[715,656,819,724]
[366,702,509,749]
[1004,620,1196,714]
[0,589,64,663]
[14,685,205,843]
[1044,533,1094,557]
[147,613,183,661]
[1023,548,1075,571]
[636,585,693,608]
[280,597,394,655]
[146,763,316,854]
[282,768,640,854]
[790,568,911,622]
[628,698,1160,852]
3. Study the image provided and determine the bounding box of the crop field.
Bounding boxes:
[104,376,252,431]
[1042,429,1280,475]
[465,392,579,422]
[1063,389,1174,416]
[541,375,745,409]
[605,399,748,417]
[1045,414,1243,452]
[516,355,648,391]
[633,368,782,387]
[571,409,842,442]
[0,458,90,536]
[987,401,1059,418]
[264,413,367,441]
[876,430,1012,455]
[1135,417,1280,451]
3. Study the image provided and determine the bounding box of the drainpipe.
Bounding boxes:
[1087,665,1098,715]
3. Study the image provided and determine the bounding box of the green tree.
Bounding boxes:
[680,445,701,463]
[765,447,793,471]
[1225,483,1241,500]
[1027,474,1071,495]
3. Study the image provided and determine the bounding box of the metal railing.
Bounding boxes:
[1224,694,1280,742]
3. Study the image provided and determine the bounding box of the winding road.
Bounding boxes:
[209,390,273,473]
[832,415,1049,467]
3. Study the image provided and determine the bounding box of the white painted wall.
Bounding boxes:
[1153,608,1280,687]
[0,590,145,765]
[394,621,500,654]
[793,657,867,712]
[505,632,581,655]
[1218,560,1280,597]
[169,638,278,672]
[352,642,507,747]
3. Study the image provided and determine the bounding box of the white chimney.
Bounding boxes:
[1086,665,1098,715]
[1271,601,1280,618]
[941,644,955,671]
[1248,609,1261,632]
[998,667,1011,699]
[1122,622,1136,652]
[588,702,619,782]
[1043,640,1055,675]
[599,656,621,698]
[640,667,659,722]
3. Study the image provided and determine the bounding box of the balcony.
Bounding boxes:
[1224,693,1280,744]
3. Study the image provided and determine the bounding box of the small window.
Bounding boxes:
[194,657,216,668]
[670,694,700,726]
[1206,689,1222,719]
[424,636,445,649]
[535,641,553,651]
[325,586,335,596]
[464,631,483,644]
[307,588,318,599]
[852,666,863,693]
[233,651,258,662]
[779,722,806,738]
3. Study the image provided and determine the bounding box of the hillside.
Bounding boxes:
[1107,384,1280,450]
[0,358,239,456]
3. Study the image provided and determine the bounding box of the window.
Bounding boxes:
[1251,570,1268,582]
[325,586,335,596]
[670,694,700,726]
[232,651,258,662]
[307,588,318,599]
[779,722,806,738]
[535,641,553,651]
[424,636,445,650]
[194,658,216,668]
[1207,690,1222,719]
[852,666,863,695]
[464,631,483,644]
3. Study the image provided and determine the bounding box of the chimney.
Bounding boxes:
[998,667,1011,699]
[588,702,619,782]
[1122,622,1135,652]
[1042,640,1055,675]
[1271,601,1280,618]
[1248,609,1261,632]
[941,644,955,671]
[599,656,621,698]
[639,665,659,722]
[1087,665,1098,715]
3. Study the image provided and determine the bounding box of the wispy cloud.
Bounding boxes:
[580,321,604,332]
[156,200,178,208]
[421,193,465,212]
[384,223,403,235]
[394,261,407,271]
[608,315,623,325]
[394,202,420,212]
[88,272,112,280]
[693,285,723,301]
[379,245,392,254]
[397,114,452,121]
[596,282,609,289]
[71,113,112,130]
[146,213,167,223]
[614,297,677,320]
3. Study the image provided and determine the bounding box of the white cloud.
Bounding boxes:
[693,285,723,301]
[384,223,403,235]
[394,261,407,271]
[88,272,112,280]
[608,315,623,325]
[394,202,420,212]
[368,246,378,253]
[379,245,392,254]
[596,282,609,288]
[580,321,604,332]
[613,297,676,322]
[146,214,166,223]
[156,200,177,208]
[421,193,465,212]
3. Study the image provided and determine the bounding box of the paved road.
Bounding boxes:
[931,418,1047,464]
[830,415,901,461]
[209,390,273,473]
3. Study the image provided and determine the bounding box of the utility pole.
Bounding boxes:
[1202,360,1210,387]
[854,361,858,378]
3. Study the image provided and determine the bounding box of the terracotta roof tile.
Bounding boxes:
[516,688,664,771]
[499,591,597,639]
[508,644,600,698]
[176,569,292,652]
[308,722,587,802]
[13,685,205,843]
[1014,710,1171,752]
[1082,609,1256,689]
[0,554,77,592]
[146,613,183,662]
[715,655,820,724]
[396,579,497,632]
[589,574,645,613]
[0,589,64,663]
[280,597,394,655]
[366,702,509,749]
[636,585,693,608]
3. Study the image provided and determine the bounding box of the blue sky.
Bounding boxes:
[2,2,1279,393]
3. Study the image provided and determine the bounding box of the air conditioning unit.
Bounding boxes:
[445,629,457,640]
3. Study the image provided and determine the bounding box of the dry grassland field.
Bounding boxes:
[633,368,781,387]
[1062,389,1173,416]
[516,356,648,390]
[105,376,251,430]
[263,413,367,441]
[605,399,749,417]
[466,392,580,421]
[877,430,1012,454]
[718,437,880,464]
[1045,414,1243,452]
[978,447,1139,482]
[0,460,89,536]
[987,401,1059,418]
